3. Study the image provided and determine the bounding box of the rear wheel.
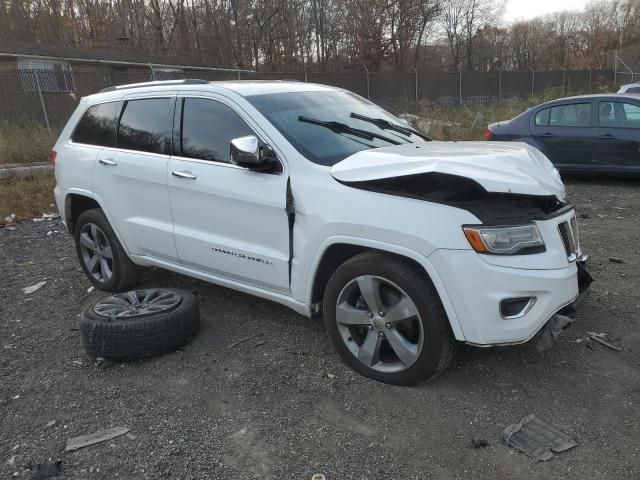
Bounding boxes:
[323,252,457,385]
[74,208,139,292]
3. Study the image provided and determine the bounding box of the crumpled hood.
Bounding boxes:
[330,141,565,200]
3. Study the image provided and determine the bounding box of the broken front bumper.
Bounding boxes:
[530,259,592,351]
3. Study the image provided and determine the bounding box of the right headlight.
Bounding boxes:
[463,224,545,255]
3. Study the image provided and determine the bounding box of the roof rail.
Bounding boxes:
[100,79,209,93]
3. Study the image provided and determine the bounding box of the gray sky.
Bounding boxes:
[504,0,592,21]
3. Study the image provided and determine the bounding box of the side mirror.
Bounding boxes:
[230,135,261,166]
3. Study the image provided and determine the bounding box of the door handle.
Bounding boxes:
[172,170,197,180]
[98,158,117,166]
[541,133,553,137]
[597,134,614,140]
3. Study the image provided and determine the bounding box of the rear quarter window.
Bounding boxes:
[534,108,550,126]
[71,102,121,147]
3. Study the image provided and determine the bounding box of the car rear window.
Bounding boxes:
[71,102,121,147]
[117,98,172,154]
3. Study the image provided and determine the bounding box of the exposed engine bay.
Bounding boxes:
[342,172,567,225]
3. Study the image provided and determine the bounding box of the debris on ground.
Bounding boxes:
[578,212,591,219]
[22,281,47,294]
[586,332,622,351]
[227,333,259,350]
[503,413,577,462]
[253,340,266,348]
[4,213,16,224]
[65,427,130,452]
[46,420,56,428]
[87,286,95,293]
[609,257,625,264]
[311,475,326,480]
[125,433,137,440]
[327,373,336,380]
[32,460,62,479]
[471,437,489,448]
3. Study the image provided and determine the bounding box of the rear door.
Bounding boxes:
[594,100,640,171]
[530,102,595,170]
[92,94,178,261]
[167,95,290,293]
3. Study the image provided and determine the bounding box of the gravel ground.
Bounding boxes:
[1,177,639,480]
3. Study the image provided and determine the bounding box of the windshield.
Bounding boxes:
[245,91,428,166]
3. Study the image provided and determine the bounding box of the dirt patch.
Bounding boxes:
[0,173,56,221]
[1,177,639,479]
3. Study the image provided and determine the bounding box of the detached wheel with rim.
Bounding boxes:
[74,208,139,292]
[323,252,457,386]
[80,289,200,361]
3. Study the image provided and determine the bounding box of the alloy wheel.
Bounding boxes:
[94,289,182,318]
[335,275,424,373]
[79,223,114,283]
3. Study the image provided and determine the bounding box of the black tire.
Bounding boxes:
[74,208,139,292]
[323,252,457,386]
[80,289,200,361]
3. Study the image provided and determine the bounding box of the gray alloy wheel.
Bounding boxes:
[93,289,182,318]
[335,275,424,373]
[79,223,114,283]
[80,288,199,361]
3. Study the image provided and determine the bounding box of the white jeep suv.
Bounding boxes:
[53,80,590,385]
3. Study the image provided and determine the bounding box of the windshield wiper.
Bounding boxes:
[298,116,402,145]
[350,112,431,141]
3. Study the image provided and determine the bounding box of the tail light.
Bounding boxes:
[484,128,493,141]
[49,150,57,167]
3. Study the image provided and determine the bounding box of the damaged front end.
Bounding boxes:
[331,141,593,347]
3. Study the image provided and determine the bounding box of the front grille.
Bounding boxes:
[558,216,580,261]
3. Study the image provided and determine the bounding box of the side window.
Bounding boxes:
[627,87,640,94]
[117,98,172,154]
[622,103,640,127]
[534,108,549,126]
[549,103,591,127]
[598,102,640,128]
[180,98,254,163]
[71,102,121,147]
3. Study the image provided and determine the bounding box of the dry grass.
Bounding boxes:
[0,173,57,222]
[410,87,589,141]
[0,122,55,165]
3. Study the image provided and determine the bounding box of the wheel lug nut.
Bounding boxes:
[368,325,373,330]
[386,323,391,329]
[368,312,373,318]
[379,311,385,317]
[378,331,384,337]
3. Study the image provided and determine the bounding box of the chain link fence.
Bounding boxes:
[0,63,614,154]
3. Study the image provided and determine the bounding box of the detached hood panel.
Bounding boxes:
[330,141,565,200]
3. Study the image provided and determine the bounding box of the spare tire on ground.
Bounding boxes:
[80,289,200,361]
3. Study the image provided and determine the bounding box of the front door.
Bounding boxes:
[594,100,640,171]
[530,102,595,170]
[167,95,290,293]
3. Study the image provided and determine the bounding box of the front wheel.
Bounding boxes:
[323,252,457,386]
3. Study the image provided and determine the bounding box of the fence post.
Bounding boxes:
[530,68,535,97]
[458,70,462,105]
[613,50,617,87]
[304,70,308,83]
[364,64,370,99]
[33,70,51,135]
[412,66,418,104]
[561,67,566,94]
[237,69,241,80]
[588,68,592,91]
[498,70,502,103]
